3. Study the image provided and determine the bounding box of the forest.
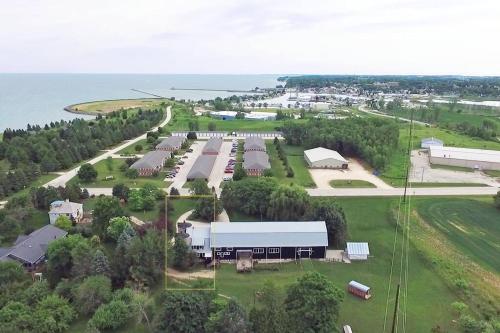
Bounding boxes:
[281,118,399,171]
[0,108,164,199]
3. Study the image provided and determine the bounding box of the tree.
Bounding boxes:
[232,165,247,181]
[305,199,347,248]
[207,299,250,333]
[77,163,97,182]
[220,178,277,218]
[284,272,343,333]
[105,156,113,171]
[193,196,223,221]
[249,281,286,333]
[0,301,34,332]
[88,300,131,331]
[187,131,198,140]
[92,196,125,237]
[112,183,130,201]
[54,214,72,231]
[71,240,93,279]
[171,233,195,270]
[127,230,165,287]
[125,168,139,179]
[494,191,500,209]
[32,295,75,333]
[46,234,87,286]
[169,187,180,196]
[20,280,50,306]
[208,122,217,131]
[267,184,310,221]
[0,261,27,287]
[91,249,111,276]
[134,144,143,152]
[74,275,112,315]
[189,179,211,195]
[107,216,132,240]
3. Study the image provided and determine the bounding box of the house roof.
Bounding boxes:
[304,147,348,163]
[421,137,443,145]
[210,221,328,248]
[202,138,223,154]
[346,242,370,255]
[243,151,270,170]
[187,155,217,179]
[244,137,266,151]
[186,225,211,257]
[0,225,67,264]
[156,136,185,149]
[130,150,169,169]
[49,200,83,215]
[349,280,370,292]
[429,146,500,163]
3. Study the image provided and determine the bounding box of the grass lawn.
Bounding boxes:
[6,173,59,200]
[116,139,151,155]
[409,182,489,187]
[329,179,376,188]
[483,169,500,177]
[69,98,170,114]
[265,142,316,187]
[67,158,170,188]
[414,197,500,273]
[166,197,198,232]
[215,197,459,332]
[430,164,474,172]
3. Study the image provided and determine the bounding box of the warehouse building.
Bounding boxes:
[421,137,443,149]
[243,151,270,176]
[429,146,500,171]
[202,137,223,155]
[186,155,217,180]
[156,136,186,152]
[244,137,266,152]
[304,147,348,169]
[130,150,170,176]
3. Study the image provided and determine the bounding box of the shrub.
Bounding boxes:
[88,300,131,331]
[125,168,139,179]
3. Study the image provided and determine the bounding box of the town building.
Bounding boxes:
[244,112,276,121]
[244,136,266,152]
[304,147,348,169]
[156,136,186,151]
[49,199,83,224]
[130,150,170,176]
[345,242,370,260]
[186,155,217,180]
[202,137,223,155]
[429,146,500,171]
[243,151,271,176]
[0,224,67,270]
[421,137,443,149]
[210,111,237,120]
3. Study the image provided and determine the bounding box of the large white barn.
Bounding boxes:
[304,147,348,169]
[429,146,500,171]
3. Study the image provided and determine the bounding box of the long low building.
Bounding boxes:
[429,146,500,171]
[186,155,217,180]
[184,221,328,261]
[202,137,223,155]
[304,147,348,169]
[156,136,186,151]
[244,136,266,151]
[243,151,270,176]
[130,150,170,176]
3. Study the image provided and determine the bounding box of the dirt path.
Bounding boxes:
[166,267,214,280]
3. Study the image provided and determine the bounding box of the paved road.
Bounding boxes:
[357,105,429,126]
[307,186,499,197]
[44,106,172,188]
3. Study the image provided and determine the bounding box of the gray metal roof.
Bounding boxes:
[244,137,266,151]
[130,150,169,169]
[0,225,67,264]
[210,221,327,248]
[346,242,370,255]
[349,280,370,292]
[187,155,217,179]
[421,137,443,145]
[156,136,185,149]
[202,138,223,154]
[243,151,270,170]
[186,225,212,257]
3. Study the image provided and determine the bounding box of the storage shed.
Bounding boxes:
[421,137,443,149]
[202,138,223,155]
[304,147,348,169]
[429,146,500,171]
[348,281,371,300]
[186,155,217,180]
[346,242,370,260]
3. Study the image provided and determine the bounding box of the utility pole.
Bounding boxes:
[390,284,401,333]
[402,109,414,203]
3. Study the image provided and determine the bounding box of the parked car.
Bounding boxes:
[177,160,185,165]
[223,176,232,181]
[229,153,236,157]
[186,148,193,152]
[224,169,234,173]
[182,155,188,159]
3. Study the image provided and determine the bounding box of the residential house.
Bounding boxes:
[49,199,83,224]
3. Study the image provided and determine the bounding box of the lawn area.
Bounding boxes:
[69,98,170,114]
[329,179,376,188]
[116,139,151,155]
[381,124,500,185]
[67,158,170,188]
[265,142,316,187]
[409,182,489,187]
[215,197,459,332]
[430,164,474,172]
[414,197,500,273]
[166,197,198,229]
[484,169,500,177]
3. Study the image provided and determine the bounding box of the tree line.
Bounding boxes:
[282,117,399,171]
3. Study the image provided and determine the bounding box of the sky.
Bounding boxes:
[1,0,500,75]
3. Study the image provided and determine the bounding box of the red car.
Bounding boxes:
[224,168,234,173]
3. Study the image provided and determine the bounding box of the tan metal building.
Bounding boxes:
[429,146,500,171]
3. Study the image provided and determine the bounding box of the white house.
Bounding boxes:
[48,199,83,224]
[304,147,348,169]
[345,242,370,260]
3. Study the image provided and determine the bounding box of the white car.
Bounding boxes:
[223,176,232,181]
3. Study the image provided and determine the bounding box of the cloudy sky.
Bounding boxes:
[1,0,499,75]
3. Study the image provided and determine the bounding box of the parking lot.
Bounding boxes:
[167,141,205,192]
[207,141,235,189]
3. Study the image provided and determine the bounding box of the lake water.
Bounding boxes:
[0,74,280,131]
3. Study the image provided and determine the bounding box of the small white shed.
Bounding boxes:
[346,242,370,260]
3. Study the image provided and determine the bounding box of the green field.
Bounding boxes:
[329,179,376,188]
[415,198,500,273]
[69,98,169,114]
[116,139,151,155]
[67,158,170,188]
[215,197,458,332]
[409,182,489,187]
[265,142,316,187]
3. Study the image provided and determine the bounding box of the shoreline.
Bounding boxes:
[64,97,168,115]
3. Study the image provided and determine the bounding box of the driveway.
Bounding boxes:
[167,141,206,193]
[410,149,499,186]
[45,106,172,188]
[309,158,392,189]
